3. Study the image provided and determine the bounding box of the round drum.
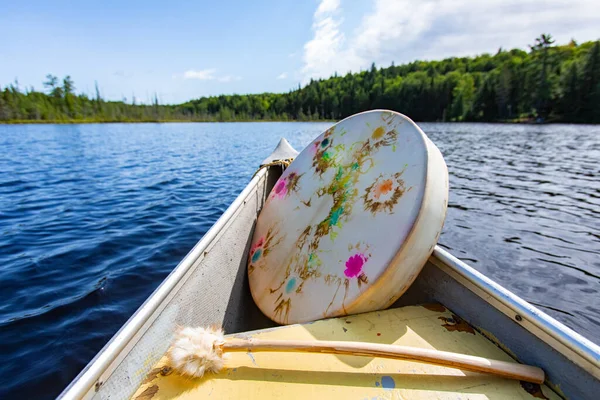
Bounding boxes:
[249,110,448,324]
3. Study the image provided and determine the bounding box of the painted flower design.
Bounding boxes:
[372,126,385,140]
[342,242,371,287]
[273,180,287,198]
[373,179,393,199]
[370,122,398,149]
[248,227,282,274]
[249,237,265,264]
[363,170,409,215]
[345,250,370,289]
[344,253,367,278]
[311,127,336,176]
[270,171,302,200]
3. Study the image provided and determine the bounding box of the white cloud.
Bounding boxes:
[301,0,361,82]
[277,72,288,80]
[315,0,340,16]
[183,69,216,80]
[178,69,241,82]
[301,0,600,81]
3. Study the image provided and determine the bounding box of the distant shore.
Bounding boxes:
[1,118,331,124]
[0,117,586,125]
[3,38,599,125]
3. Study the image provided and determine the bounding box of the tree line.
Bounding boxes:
[1,35,599,124]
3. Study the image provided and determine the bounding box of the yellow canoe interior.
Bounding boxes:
[131,304,559,400]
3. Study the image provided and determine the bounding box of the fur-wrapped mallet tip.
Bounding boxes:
[167,326,226,378]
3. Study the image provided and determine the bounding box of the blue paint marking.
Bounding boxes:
[375,381,380,387]
[329,207,344,226]
[381,376,395,389]
[251,249,262,263]
[285,277,297,293]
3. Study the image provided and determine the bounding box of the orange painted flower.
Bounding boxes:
[363,171,408,215]
[373,179,393,199]
[372,126,385,139]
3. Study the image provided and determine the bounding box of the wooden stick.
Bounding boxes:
[223,338,545,384]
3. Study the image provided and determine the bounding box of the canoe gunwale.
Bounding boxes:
[431,246,600,378]
[59,167,270,400]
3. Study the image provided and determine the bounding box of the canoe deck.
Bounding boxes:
[131,304,559,400]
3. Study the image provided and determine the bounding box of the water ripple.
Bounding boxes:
[0,122,598,398]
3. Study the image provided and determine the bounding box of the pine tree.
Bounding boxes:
[530,34,555,119]
[579,42,600,122]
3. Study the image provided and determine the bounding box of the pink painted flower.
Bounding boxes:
[250,237,265,264]
[344,253,367,278]
[273,179,287,198]
[251,237,264,252]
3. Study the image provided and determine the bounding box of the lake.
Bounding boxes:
[0,122,598,398]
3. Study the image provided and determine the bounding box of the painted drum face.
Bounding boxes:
[249,110,449,324]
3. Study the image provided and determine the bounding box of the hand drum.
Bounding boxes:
[249,110,448,324]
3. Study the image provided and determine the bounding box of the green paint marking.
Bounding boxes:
[330,207,344,226]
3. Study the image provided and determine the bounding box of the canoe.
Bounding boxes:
[60,139,600,400]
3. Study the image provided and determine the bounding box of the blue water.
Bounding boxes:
[0,122,598,398]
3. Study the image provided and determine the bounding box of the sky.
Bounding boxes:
[1,0,598,104]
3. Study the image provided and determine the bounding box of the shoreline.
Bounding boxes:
[1,119,596,125]
[0,119,334,125]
